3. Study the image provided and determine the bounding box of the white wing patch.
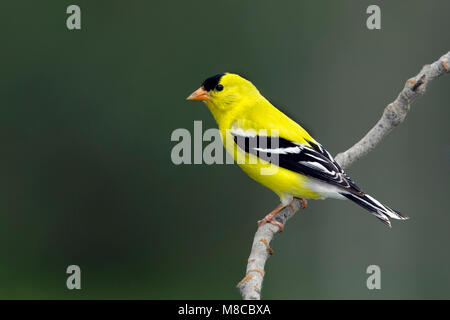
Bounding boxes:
[254,146,301,154]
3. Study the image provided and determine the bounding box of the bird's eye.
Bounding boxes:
[216,84,224,91]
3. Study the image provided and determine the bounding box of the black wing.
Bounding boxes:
[231,129,363,195]
[305,139,362,194]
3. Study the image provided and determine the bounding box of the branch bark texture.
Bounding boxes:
[237,51,450,300]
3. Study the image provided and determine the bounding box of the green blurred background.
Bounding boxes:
[0,0,449,299]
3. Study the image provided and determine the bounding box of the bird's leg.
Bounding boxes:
[258,198,306,231]
[257,203,286,231]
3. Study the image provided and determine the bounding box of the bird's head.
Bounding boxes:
[187,73,260,119]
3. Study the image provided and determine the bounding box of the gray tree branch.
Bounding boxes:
[237,51,450,300]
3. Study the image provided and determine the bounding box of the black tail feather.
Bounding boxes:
[340,192,408,228]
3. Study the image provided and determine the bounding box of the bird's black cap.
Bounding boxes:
[202,73,224,91]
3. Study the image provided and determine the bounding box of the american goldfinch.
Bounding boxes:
[187,73,408,228]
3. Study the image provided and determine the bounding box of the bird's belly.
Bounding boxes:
[237,161,322,200]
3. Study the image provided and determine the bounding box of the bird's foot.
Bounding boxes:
[296,197,308,209]
[257,203,285,232]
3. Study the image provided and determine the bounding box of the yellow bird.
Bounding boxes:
[187,73,408,229]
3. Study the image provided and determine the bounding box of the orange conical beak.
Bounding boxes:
[186,87,210,101]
